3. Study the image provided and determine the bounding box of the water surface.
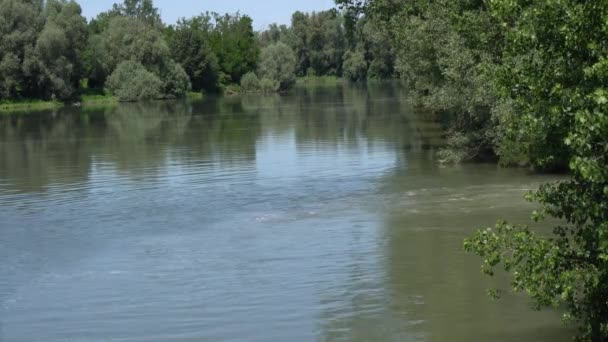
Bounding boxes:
[0,84,570,341]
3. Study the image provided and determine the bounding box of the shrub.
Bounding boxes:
[259,78,279,93]
[258,42,296,91]
[437,132,470,164]
[240,72,260,92]
[160,61,191,98]
[105,61,162,101]
[342,50,368,81]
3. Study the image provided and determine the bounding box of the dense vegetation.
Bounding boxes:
[0,0,398,105]
[337,0,608,340]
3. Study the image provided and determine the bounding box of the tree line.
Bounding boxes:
[336,0,608,340]
[0,0,398,103]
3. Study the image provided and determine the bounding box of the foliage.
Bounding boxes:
[288,10,346,77]
[258,42,297,91]
[342,49,367,81]
[159,61,191,98]
[208,12,258,84]
[0,0,87,101]
[87,15,170,86]
[258,23,292,48]
[259,78,279,94]
[437,132,470,165]
[339,0,608,340]
[105,60,161,101]
[240,71,260,92]
[465,1,608,341]
[166,14,220,92]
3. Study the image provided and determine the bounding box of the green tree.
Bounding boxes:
[288,10,347,77]
[0,0,87,101]
[31,0,88,100]
[240,71,260,92]
[258,42,297,91]
[209,12,258,84]
[465,1,608,341]
[85,0,191,99]
[105,60,161,101]
[159,60,191,98]
[167,14,220,92]
[0,0,44,99]
[258,23,292,48]
[342,49,367,81]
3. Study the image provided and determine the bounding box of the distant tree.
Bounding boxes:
[342,49,367,81]
[258,42,297,91]
[105,60,161,101]
[258,23,292,48]
[85,0,192,99]
[0,0,44,99]
[259,77,279,93]
[240,71,260,92]
[288,10,347,77]
[209,13,258,84]
[0,0,87,101]
[167,14,220,92]
[32,0,88,100]
[159,60,191,98]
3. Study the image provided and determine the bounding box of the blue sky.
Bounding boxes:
[79,0,337,30]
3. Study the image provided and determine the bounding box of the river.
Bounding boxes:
[0,83,571,341]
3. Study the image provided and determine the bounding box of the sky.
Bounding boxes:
[79,0,337,30]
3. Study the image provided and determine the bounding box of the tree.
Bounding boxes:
[85,0,191,99]
[159,60,191,98]
[0,0,87,101]
[209,12,258,84]
[288,10,347,77]
[465,1,608,341]
[0,0,44,99]
[258,23,292,48]
[167,14,220,92]
[258,42,297,91]
[342,49,367,81]
[31,0,88,100]
[240,71,260,92]
[105,60,161,101]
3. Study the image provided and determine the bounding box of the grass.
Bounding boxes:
[296,75,342,85]
[80,93,118,109]
[0,99,63,113]
[0,90,204,114]
[186,91,204,100]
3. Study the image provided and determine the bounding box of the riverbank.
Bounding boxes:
[0,99,64,113]
[0,92,205,114]
[296,76,342,85]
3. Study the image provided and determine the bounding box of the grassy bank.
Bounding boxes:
[0,91,206,114]
[296,76,342,85]
[0,99,64,113]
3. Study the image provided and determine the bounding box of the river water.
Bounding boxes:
[0,83,571,341]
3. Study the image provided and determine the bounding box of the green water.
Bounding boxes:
[0,83,571,341]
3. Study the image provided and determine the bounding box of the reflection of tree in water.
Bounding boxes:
[0,98,264,193]
[0,83,443,195]
[184,96,261,167]
[0,108,94,193]
[97,101,194,174]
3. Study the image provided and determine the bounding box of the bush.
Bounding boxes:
[437,132,470,164]
[259,78,279,93]
[105,61,162,101]
[240,72,260,92]
[160,61,191,98]
[258,42,296,91]
[342,50,368,81]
